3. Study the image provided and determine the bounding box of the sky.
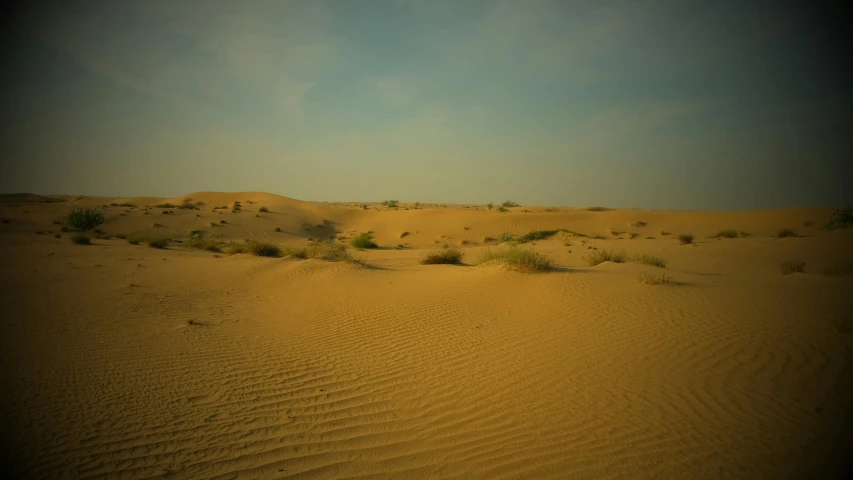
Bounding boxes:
[1,0,851,210]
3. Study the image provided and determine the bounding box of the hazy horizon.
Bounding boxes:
[1,0,852,210]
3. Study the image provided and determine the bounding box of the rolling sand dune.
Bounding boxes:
[1,192,852,479]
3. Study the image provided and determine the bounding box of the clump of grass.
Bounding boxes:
[825,206,853,231]
[498,206,509,212]
[274,227,281,232]
[259,206,269,213]
[713,229,739,239]
[247,241,281,257]
[487,203,493,210]
[66,207,105,231]
[382,200,399,208]
[502,200,520,207]
[632,254,667,268]
[638,271,676,285]
[351,232,378,249]
[660,231,670,236]
[422,247,464,265]
[70,233,90,245]
[224,243,248,255]
[304,241,353,262]
[776,228,797,238]
[147,237,169,249]
[583,249,628,266]
[399,231,409,238]
[497,231,513,243]
[630,221,647,227]
[780,260,805,275]
[154,203,176,209]
[678,234,694,244]
[188,238,222,252]
[591,235,606,240]
[477,246,553,273]
[483,236,496,243]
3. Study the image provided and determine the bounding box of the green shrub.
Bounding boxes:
[382,200,399,208]
[502,200,520,207]
[632,254,667,269]
[66,208,104,231]
[248,241,281,257]
[825,206,853,231]
[497,232,513,243]
[422,247,464,265]
[148,237,169,249]
[351,233,378,249]
[478,246,553,273]
[780,260,805,275]
[70,233,90,245]
[583,249,628,266]
[678,234,694,244]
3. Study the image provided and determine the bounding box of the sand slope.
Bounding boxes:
[1,193,852,479]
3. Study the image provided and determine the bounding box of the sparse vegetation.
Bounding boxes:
[399,231,409,238]
[70,233,91,245]
[825,206,853,231]
[497,231,513,243]
[502,201,520,208]
[274,227,281,232]
[776,228,797,238]
[147,237,169,249]
[247,241,281,257]
[780,260,805,275]
[154,203,176,209]
[225,243,248,255]
[188,238,222,252]
[382,200,399,208]
[351,232,378,249]
[66,207,105,231]
[498,207,509,213]
[660,231,670,236]
[630,221,647,227]
[678,234,694,244]
[478,246,553,273]
[632,254,667,269]
[259,206,269,213]
[583,249,628,266]
[421,247,464,265]
[713,229,739,239]
[515,230,561,243]
[638,272,676,285]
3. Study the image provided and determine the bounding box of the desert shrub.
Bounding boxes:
[583,249,628,266]
[502,200,520,207]
[224,243,247,255]
[630,221,647,227]
[825,206,853,231]
[487,203,493,209]
[70,233,90,245]
[147,237,169,249]
[303,241,358,262]
[515,230,560,243]
[632,254,667,268]
[66,207,104,231]
[496,231,513,243]
[259,206,269,212]
[660,231,670,236]
[399,231,409,238]
[478,246,553,273]
[246,241,280,257]
[776,228,797,238]
[780,259,805,275]
[154,203,176,208]
[498,206,509,212]
[188,238,221,252]
[638,272,676,285]
[382,200,399,208]
[351,232,378,249]
[422,247,464,265]
[678,234,694,244]
[713,229,739,239]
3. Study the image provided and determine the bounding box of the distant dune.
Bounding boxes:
[1,192,852,479]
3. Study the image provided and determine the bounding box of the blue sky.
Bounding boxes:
[1,0,851,209]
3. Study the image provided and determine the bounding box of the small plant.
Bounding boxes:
[825,206,853,231]
[483,237,496,243]
[71,233,90,245]
[225,243,248,255]
[780,260,805,275]
[66,207,105,231]
[515,230,561,243]
[501,200,520,208]
[361,204,368,209]
[678,234,694,244]
[399,231,409,238]
[259,206,269,212]
[498,207,509,212]
[583,249,628,266]
[630,221,647,227]
[487,203,493,210]
[351,233,378,249]
[660,231,670,236]
[638,272,676,285]
[148,237,169,249]
[422,247,464,265]
[497,231,513,243]
[477,246,553,273]
[247,241,281,257]
[382,200,399,208]
[776,228,797,238]
[274,227,281,232]
[188,238,221,252]
[632,254,667,269]
[713,229,739,239]
[154,203,176,209]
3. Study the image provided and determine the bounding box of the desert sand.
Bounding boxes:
[1,192,851,479]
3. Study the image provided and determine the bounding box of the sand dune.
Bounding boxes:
[1,193,852,479]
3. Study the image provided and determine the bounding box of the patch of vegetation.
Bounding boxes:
[70,233,91,245]
[660,231,670,236]
[274,227,281,232]
[148,237,169,249]
[638,272,676,285]
[477,246,553,273]
[382,200,399,208]
[154,203,176,209]
[776,228,797,238]
[583,249,628,266]
[712,229,739,239]
[825,206,853,231]
[591,235,606,240]
[502,201,520,208]
[259,206,269,213]
[351,232,378,249]
[399,231,409,238]
[422,247,464,265]
[497,231,513,243]
[487,203,493,210]
[224,243,247,255]
[247,241,281,257]
[66,207,105,231]
[188,238,222,252]
[497,207,509,212]
[632,254,667,269]
[630,221,647,227]
[780,259,805,275]
[678,234,694,244]
[515,230,561,243]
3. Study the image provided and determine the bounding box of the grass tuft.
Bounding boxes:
[66,207,105,231]
[70,233,91,245]
[421,247,464,265]
[780,259,805,275]
[678,234,694,244]
[583,249,628,266]
[713,229,739,239]
[638,271,676,285]
[776,228,797,238]
[247,241,281,257]
[502,200,520,207]
[478,246,553,273]
[147,237,169,249]
[351,232,378,249]
[632,254,667,268]
[825,206,853,231]
[259,206,269,212]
